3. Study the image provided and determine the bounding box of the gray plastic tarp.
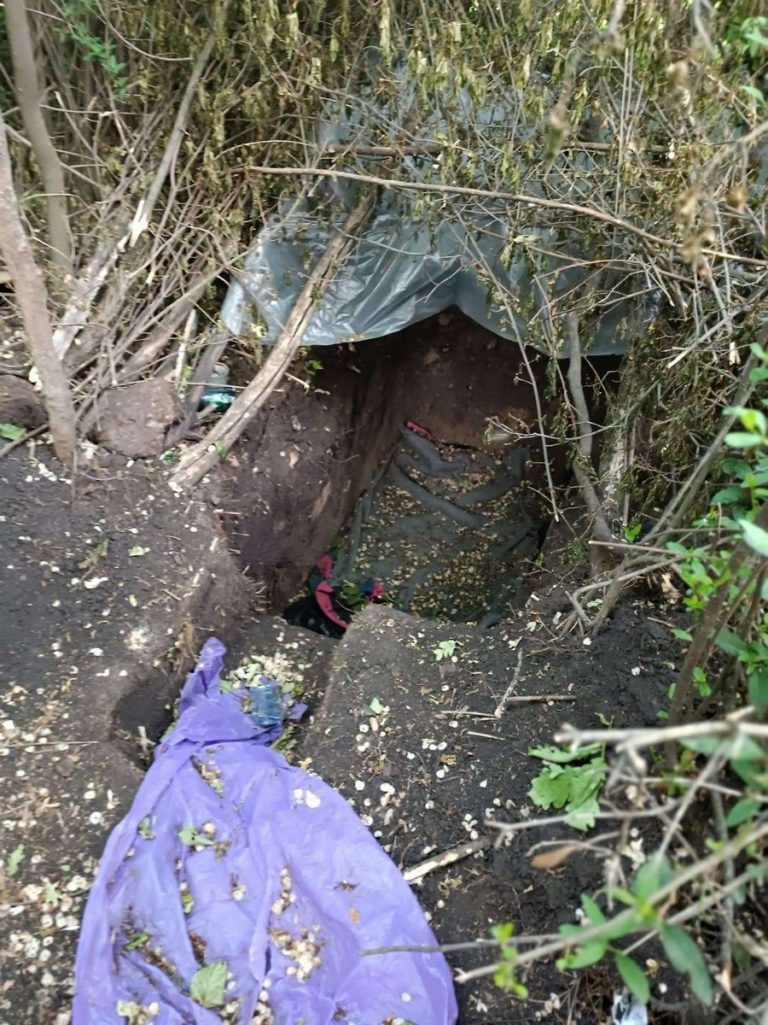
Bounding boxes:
[220,68,656,355]
[221,194,652,356]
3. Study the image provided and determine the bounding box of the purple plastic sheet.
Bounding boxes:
[73,638,458,1025]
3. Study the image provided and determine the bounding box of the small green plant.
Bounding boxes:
[339,580,367,611]
[433,639,458,661]
[622,520,642,543]
[299,346,324,378]
[490,923,528,997]
[558,854,712,1006]
[666,347,768,720]
[59,1,128,98]
[565,537,589,567]
[527,743,607,830]
[725,14,768,59]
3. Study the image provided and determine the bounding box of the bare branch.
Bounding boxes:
[0,109,76,464]
[5,0,72,276]
[168,189,377,491]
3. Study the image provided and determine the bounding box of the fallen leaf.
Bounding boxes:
[7,844,25,876]
[530,843,581,870]
[83,576,108,589]
[349,907,361,924]
[128,545,150,557]
[190,961,228,1008]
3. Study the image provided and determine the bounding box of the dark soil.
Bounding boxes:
[0,315,651,1025]
[300,600,684,1025]
[0,448,254,1024]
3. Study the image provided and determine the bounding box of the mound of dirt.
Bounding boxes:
[0,448,253,1025]
[299,601,681,1024]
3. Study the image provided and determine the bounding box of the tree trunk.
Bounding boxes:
[0,110,77,465]
[169,189,377,492]
[5,0,72,277]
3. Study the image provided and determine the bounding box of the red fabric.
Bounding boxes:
[404,420,433,439]
[314,581,348,630]
[316,553,334,580]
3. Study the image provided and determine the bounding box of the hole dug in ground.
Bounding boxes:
[219,308,618,636]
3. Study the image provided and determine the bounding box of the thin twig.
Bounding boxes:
[494,648,524,717]
[403,838,489,883]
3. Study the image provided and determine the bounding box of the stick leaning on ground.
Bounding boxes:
[168,188,377,492]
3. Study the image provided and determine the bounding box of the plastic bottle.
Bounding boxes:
[200,362,236,411]
[248,679,284,728]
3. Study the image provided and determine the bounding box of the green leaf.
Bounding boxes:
[711,485,745,505]
[632,852,673,901]
[734,941,752,972]
[369,696,384,715]
[606,886,637,908]
[660,923,713,1005]
[725,430,763,448]
[580,893,606,924]
[557,938,607,969]
[128,545,150,557]
[725,797,760,827]
[740,519,768,558]
[178,825,214,847]
[565,795,600,832]
[738,408,767,435]
[529,767,572,810]
[6,844,25,876]
[749,668,768,709]
[491,921,514,942]
[433,639,457,661]
[568,759,607,800]
[615,952,650,1003]
[43,878,62,905]
[681,736,721,755]
[0,422,25,442]
[716,628,749,657]
[741,85,766,102]
[724,734,766,763]
[671,628,693,642]
[123,929,150,951]
[190,961,228,1008]
[528,743,602,764]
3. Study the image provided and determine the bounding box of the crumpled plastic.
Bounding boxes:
[73,638,457,1025]
[612,989,648,1025]
[221,201,653,357]
[220,68,659,357]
